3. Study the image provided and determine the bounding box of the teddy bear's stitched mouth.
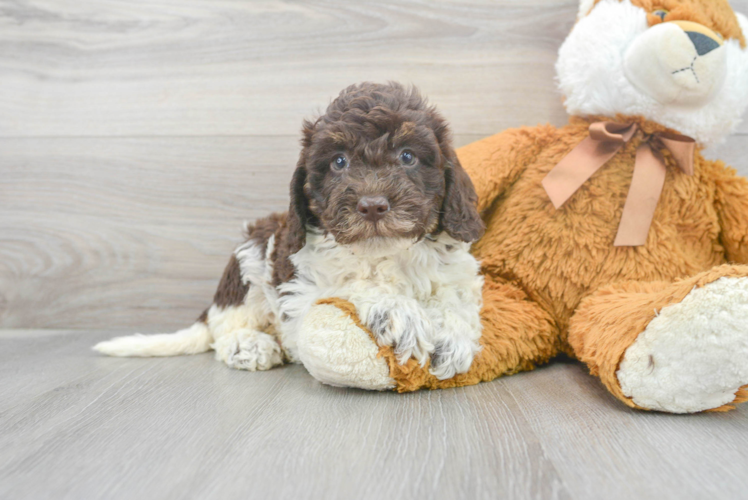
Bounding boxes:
[671,56,700,83]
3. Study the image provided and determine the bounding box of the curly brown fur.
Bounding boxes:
[279,82,483,270]
[197,253,250,322]
[242,82,485,286]
[94,82,485,378]
[206,82,484,326]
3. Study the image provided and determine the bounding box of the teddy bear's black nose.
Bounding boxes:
[687,31,721,56]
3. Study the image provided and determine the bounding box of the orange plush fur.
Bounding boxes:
[318,0,748,413]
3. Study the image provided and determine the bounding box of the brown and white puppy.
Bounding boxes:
[94,82,485,381]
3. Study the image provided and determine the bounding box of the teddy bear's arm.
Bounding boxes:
[713,161,748,264]
[457,126,555,213]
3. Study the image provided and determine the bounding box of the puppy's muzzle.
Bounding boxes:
[357,196,390,222]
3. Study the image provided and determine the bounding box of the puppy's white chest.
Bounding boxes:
[292,232,437,297]
[275,230,482,365]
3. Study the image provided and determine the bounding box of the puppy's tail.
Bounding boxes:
[93,321,212,357]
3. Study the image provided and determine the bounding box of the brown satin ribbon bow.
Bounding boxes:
[542,122,696,246]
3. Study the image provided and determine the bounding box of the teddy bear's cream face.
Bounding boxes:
[557,0,748,146]
[623,19,726,106]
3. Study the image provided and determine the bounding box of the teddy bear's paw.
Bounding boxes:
[366,301,434,367]
[297,302,395,390]
[617,277,748,413]
[212,329,283,372]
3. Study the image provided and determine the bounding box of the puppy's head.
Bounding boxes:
[286,82,484,252]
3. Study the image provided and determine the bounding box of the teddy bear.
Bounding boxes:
[295,0,748,414]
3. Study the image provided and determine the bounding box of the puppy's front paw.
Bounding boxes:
[213,330,283,371]
[429,336,480,380]
[367,304,434,366]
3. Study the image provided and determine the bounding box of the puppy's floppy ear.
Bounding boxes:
[441,154,485,243]
[285,118,317,254]
[286,158,309,255]
[272,157,310,286]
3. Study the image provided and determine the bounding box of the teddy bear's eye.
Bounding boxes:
[653,9,668,21]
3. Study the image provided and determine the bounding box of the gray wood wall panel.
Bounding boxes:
[1,0,747,329]
[0,0,574,137]
[1,136,297,328]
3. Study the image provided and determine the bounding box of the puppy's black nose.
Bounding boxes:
[357,196,390,222]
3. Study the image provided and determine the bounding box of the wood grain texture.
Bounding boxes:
[0,0,747,330]
[1,329,748,500]
[1,0,743,137]
[0,0,576,137]
[0,136,297,328]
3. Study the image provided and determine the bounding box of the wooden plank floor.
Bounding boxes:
[1,329,748,500]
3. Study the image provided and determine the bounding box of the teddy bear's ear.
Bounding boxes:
[577,0,596,20]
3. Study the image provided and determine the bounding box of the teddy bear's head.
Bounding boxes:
[557,0,748,145]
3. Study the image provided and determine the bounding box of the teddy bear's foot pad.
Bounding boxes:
[617,277,748,413]
[298,302,395,390]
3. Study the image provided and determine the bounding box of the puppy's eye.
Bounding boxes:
[653,9,668,21]
[399,150,417,166]
[331,154,348,171]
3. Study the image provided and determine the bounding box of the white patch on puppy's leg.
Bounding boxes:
[205,279,282,371]
[363,296,434,366]
[297,303,394,390]
[212,329,282,371]
[428,319,482,380]
[426,303,482,380]
[617,277,748,413]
